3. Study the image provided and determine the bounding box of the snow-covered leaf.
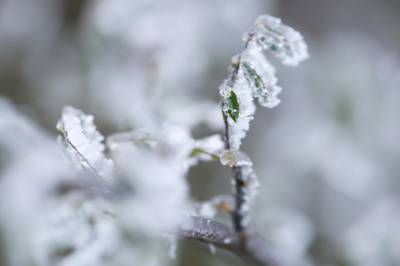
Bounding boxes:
[241,43,282,108]
[57,106,114,183]
[245,14,309,66]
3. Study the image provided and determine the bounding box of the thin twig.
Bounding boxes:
[222,55,253,238]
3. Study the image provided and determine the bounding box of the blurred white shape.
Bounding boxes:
[0,99,77,266]
[33,200,118,266]
[259,208,314,266]
[110,124,191,235]
[82,0,266,130]
[345,199,400,266]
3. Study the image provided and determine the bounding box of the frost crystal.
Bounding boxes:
[245,14,309,66]
[57,106,114,183]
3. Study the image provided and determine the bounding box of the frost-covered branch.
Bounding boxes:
[219,14,308,244]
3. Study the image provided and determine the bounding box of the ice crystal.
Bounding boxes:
[57,106,114,183]
[245,15,309,66]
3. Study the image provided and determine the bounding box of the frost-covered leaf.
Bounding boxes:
[57,106,114,183]
[241,43,282,108]
[245,14,309,66]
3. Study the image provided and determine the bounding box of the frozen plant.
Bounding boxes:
[55,14,307,266]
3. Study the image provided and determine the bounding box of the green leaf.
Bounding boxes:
[189,148,219,160]
[190,148,205,157]
[227,90,240,122]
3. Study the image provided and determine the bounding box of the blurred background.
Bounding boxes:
[1,0,400,266]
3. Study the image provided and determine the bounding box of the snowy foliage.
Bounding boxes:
[220,15,308,150]
[0,100,189,266]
